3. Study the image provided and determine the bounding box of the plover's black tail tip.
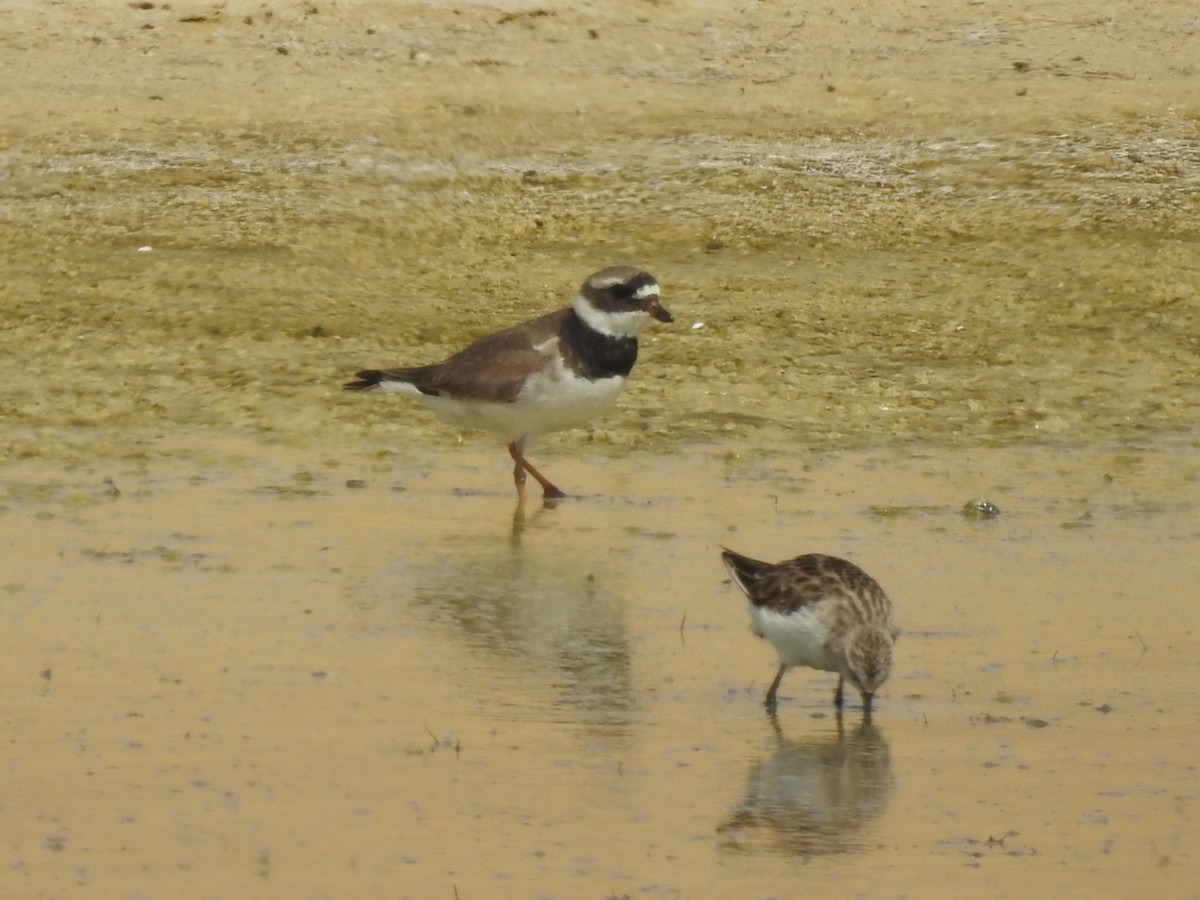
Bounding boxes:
[344,370,384,391]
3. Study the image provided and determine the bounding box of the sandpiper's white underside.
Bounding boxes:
[749,604,839,673]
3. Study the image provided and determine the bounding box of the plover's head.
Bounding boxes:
[843,626,894,711]
[574,266,673,338]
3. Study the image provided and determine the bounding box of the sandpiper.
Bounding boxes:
[721,550,898,713]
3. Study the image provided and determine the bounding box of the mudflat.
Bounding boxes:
[3,2,1198,897]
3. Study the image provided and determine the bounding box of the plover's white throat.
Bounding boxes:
[346,266,673,500]
[721,550,898,713]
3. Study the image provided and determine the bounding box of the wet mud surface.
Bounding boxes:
[3,1,1200,896]
[4,440,1199,897]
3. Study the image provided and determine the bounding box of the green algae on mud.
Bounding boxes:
[4,132,1197,466]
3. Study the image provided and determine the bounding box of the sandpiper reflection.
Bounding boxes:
[718,714,894,856]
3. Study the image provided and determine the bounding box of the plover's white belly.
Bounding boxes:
[412,370,625,442]
[750,604,839,673]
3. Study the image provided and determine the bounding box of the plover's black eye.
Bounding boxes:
[610,280,637,300]
[612,274,658,303]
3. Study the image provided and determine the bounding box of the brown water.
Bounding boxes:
[3,1,1200,897]
[4,439,1199,897]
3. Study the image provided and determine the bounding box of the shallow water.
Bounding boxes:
[3,0,1200,896]
[4,437,1199,896]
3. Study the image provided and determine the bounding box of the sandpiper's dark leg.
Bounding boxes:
[508,440,566,500]
[862,692,874,715]
[834,676,845,709]
[764,665,786,709]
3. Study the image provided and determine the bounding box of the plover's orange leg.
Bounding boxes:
[508,440,566,500]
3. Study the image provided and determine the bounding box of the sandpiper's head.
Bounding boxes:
[575,266,673,338]
[843,626,894,712]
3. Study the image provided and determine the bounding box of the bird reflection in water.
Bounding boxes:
[718,713,894,856]
[409,538,636,724]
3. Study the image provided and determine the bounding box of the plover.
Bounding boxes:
[721,550,898,713]
[346,266,673,500]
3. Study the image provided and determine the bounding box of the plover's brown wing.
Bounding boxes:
[347,309,569,402]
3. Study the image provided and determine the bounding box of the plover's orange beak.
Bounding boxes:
[648,301,674,323]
